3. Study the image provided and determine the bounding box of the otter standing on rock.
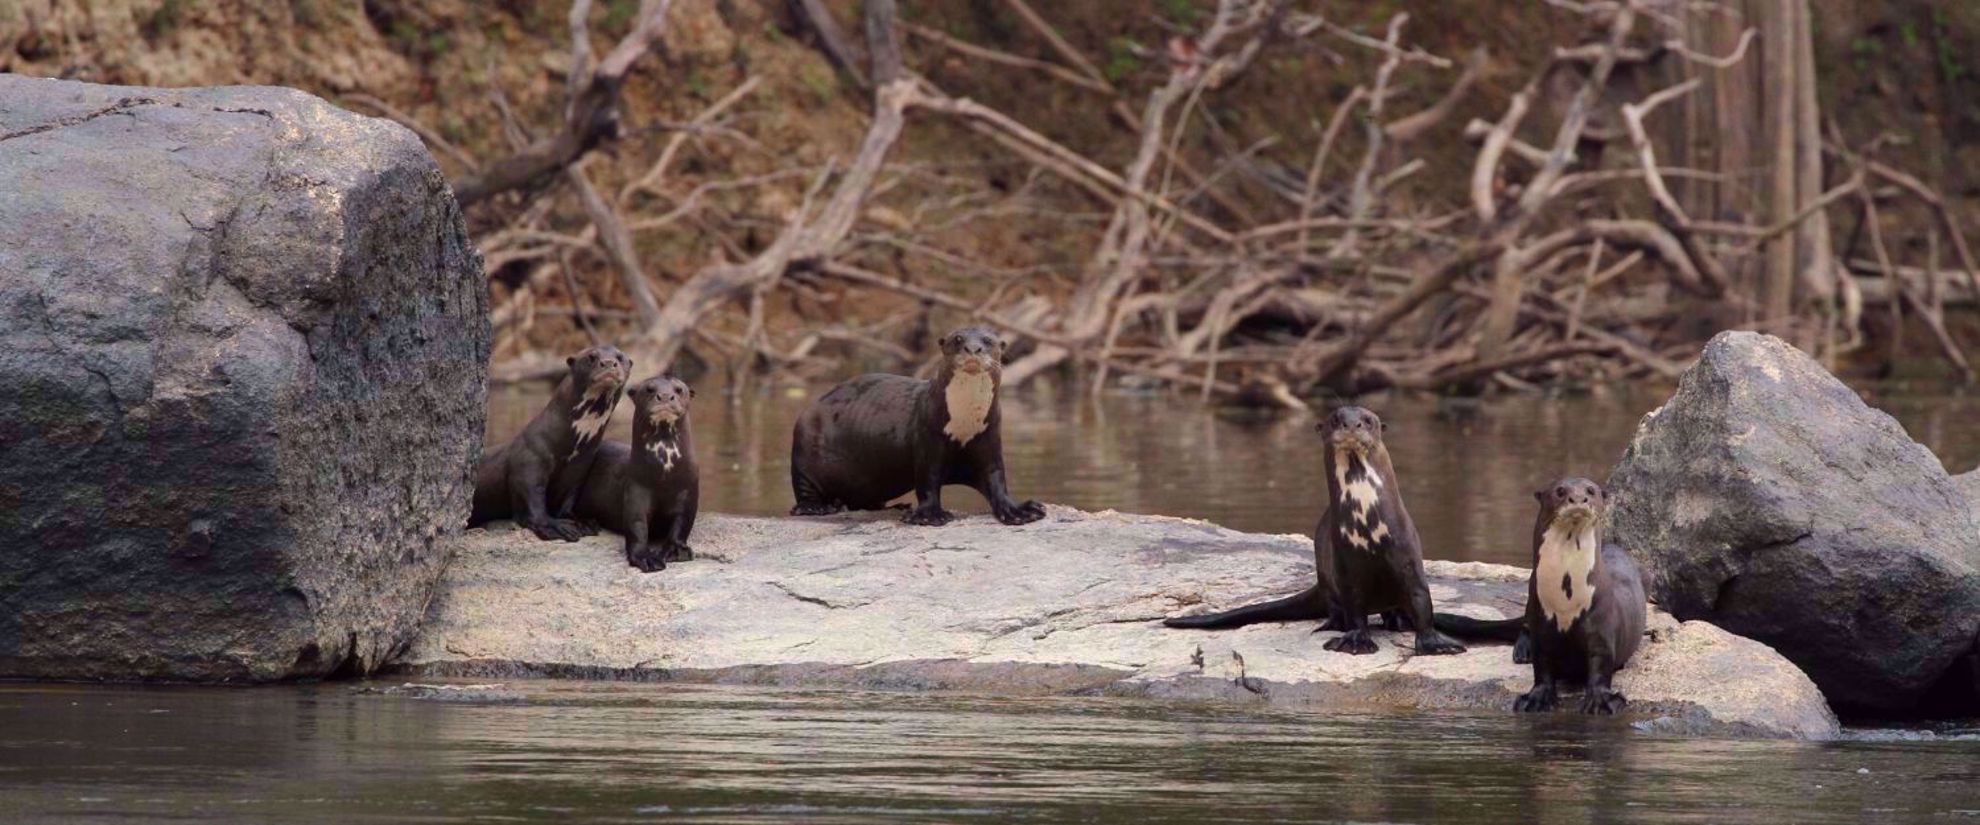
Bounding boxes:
[1164,406,1467,656]
[790,325,1046,526]
[1512,478,1647,715]
[470,346,631,541]
[576,375,699,573]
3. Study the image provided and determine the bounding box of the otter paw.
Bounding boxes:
[790,502,844,517]
[663,542,696,562]
[994,500,1046,525]
[626,545,668,574]
[1578,689,1627,716]
[571,519,602,538]
[1414,632,1467,656]
[531,519,586,542]
[902,507,956,526]
[1513,686,1559,713]
[1323,630,1379,655]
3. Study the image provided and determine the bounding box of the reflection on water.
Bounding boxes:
[3,682,1977,824]
[489,379,1980,566]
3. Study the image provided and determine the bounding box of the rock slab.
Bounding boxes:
[0,77,490,681]
[401,509,1839,739]
[1607,331,1980,715]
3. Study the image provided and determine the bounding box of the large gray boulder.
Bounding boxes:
[0,77,489,681]
[401,509,1840,739]
[1608,331,1980,715]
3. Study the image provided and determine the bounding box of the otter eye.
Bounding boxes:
[1556,485,1569,497]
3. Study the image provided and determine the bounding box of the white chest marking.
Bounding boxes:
[648,438,682,471]
[567,389,613,459]
[1536,522,1599,632]
[1333,450,1387,550]
[943,371,995,445]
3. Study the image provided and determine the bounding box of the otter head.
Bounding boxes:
[1536,477,1605,530]
[939,326,1006,379]
[1317,405,1384,455]
[568,345,633,396]
[629,374,693,429]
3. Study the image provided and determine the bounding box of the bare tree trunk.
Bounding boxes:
[1673,0,1831,325]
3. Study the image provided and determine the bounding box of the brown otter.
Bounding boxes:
[1164,406,1467,656]
[1512,477,1647,715]
[469,345,630,541]
[789,325,1045,526]
[575,375,699,573]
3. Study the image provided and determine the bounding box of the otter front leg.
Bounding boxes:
[1577,655,1627,715]
[510,462,583,542]
[656,486,697,563]
[902,450,956,526]
[549,460,601,537]
[1394,551,1466,655]
[973,452,1044,526]
[1321,593,1379,655]
[621,491,664,573]
[1514,641,1560,712]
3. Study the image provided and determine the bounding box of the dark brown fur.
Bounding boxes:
[575,375,699,573]
[1512,478,1648,715]
[788,325,1044,526]
[470,346,630,541]
[1164,406,1466,656]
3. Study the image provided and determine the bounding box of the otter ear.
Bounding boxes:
[566,356,576,368]
[939,334,958,354]
[1533,488,1549,504]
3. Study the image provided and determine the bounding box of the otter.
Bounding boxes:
[1511,478,1647,715]
[1164,406,1467,656]
[789,325,1045,526]
[470,345,631,541]
[575,375,699,573]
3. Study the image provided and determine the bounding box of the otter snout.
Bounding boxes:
[955,353,995,375]
[631,376,692,425]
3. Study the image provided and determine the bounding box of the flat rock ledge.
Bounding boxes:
[399,508,1839,740]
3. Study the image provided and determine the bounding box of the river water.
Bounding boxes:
[4,682,1978,824]
[6,381,1976,823]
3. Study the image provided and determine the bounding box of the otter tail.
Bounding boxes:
[1164,586,1327,630]
[1430,613,1524,641]
[1433,613,1533,663]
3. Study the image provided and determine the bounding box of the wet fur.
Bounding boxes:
[470,346,630,542]
[575,375,699,573]
[1163,407,1466,656]
[788,326,1044,526]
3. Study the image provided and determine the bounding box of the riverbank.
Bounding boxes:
[395,508,1839,740]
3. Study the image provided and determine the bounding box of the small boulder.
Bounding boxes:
[0,77,489,681]
[1608,331,1980,714]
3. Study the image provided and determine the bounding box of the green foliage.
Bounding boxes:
[1932,7,1967,84]
[141,0,187,40]
[602,0,638,32]
[687,69,712,100]
[289,0,324,29]
[1159,0,1202,27]
[1850,34,1882,73]
[800,63,839,104]
[1104,37,1142,83]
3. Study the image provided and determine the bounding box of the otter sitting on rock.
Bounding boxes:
[789,325,1046,526]
[470,345,630,541]
[1510,477,1647,715]
[575,375,699,573]
[1164,406,1467,657]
